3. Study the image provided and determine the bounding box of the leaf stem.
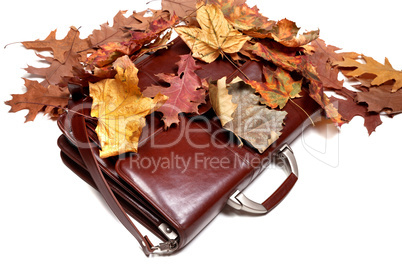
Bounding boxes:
[222,51,250,81]
[289,98,315,126]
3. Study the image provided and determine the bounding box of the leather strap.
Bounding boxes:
[71,110,155,256]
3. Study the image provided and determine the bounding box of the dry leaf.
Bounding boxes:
[25,51,82,88]
[242,41,302,72]
[89,9,171,48]
[174,4,251,63]
[162,0,198,19]
[308,39,345,90]
[356,85,402,114]
[22,26,91,62]
[268,19,319,48]
[246,66,302,109]
[208,76,237,126]
[143,54,206,128]
[203,0,275,32]
[243,40,344,125]
[90,56,168,158]
[301,59,345,125]
[5,79,69,122]
[209,76,287,153]
[329,87,382,135]
[335,56,402,92]
[87,14,178,70]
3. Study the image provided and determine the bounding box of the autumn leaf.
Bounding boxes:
[335,56,402,92]
[162,0,198,19]
[22,26,91,62]
[129,13,178,52]
[268,19,319,48]
[242,41,303,72]
[87,14,178,70]
[89,9,171,48]
[86,41,140,69]
[174,4,251,63]
[301,59,344,125]
[308,39,345,90]
[5,79,69,122]
[202,0,275,33]
[90,56,168,158]
[25,51,81,88]
[355,84,402,114]
[20,27,91,91]
[142,54,206,128]
[329,87,382,135]
[209,76,238,126]
[243,40,344,124]
[246,66,302,109]
[209,76,287,153]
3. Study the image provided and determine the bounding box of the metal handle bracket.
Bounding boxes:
[227,144,299,214]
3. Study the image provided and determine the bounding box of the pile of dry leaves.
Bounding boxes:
[5,0,402,157]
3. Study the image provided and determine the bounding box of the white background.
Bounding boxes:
[1,0,401,267]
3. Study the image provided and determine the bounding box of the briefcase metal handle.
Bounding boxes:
[227,144,299,214]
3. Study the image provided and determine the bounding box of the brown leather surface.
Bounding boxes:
[58,37,322,253]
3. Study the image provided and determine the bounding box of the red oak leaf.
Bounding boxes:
[142,54,207,128]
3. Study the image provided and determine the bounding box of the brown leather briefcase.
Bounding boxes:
[57,38,322,255]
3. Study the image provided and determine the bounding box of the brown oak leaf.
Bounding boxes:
[301,58,344,125]
[24,51,81,88]
[162,0,198,19]
[22,26,91,62]
[329,87,382,135]
[89,10,171,48]
[355,85,402,114]
[335,56,402,92]
[5,79,69,122]
[87,14,178,70]
[308,39,345,90]
[142,54,207,128]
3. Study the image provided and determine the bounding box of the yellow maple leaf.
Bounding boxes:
[90,56,168,158]
[174,4,251,63]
